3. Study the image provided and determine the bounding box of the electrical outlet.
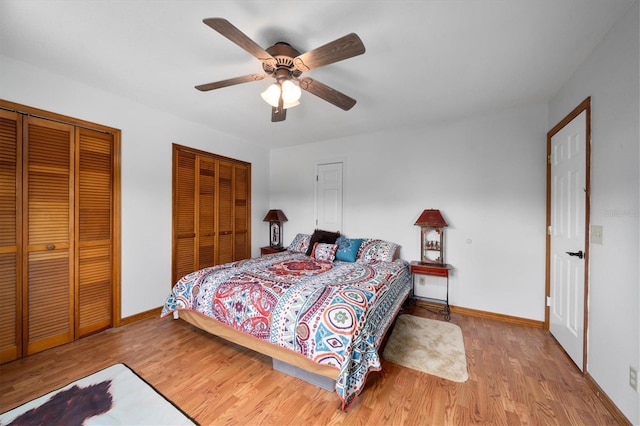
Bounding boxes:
[630,366,638,391]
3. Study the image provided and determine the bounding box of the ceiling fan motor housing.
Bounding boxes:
[263,42,302,79]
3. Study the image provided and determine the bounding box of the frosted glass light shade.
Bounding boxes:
[261,80,301,109]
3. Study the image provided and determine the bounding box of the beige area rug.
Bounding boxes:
[383,314,469,382]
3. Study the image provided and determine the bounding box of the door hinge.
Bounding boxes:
[546,296,551,307]
[547,225,552,236]
[547,154,552,165]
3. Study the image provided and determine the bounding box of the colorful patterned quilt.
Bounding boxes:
[161,250,411,409]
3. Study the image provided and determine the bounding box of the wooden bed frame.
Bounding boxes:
[176,310,340,381]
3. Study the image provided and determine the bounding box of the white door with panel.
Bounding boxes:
[315,162,343,232]
[549,109,588,371]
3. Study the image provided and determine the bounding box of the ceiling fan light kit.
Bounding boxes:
[261,80,301,109]
[196,18,365,122]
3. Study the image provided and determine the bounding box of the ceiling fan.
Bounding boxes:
[195,18,366,122]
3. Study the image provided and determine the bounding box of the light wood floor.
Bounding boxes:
[0,308,621,425]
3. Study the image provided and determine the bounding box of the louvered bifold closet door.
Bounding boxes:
[233,164,249,261]
[24,116,74,355]
[76,128,113,337]
[217,161,234,264]
[173,150,197,285]
[0,110,21,363]
[198,157,216,270]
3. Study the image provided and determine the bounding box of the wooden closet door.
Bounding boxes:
[76,128,113,337]
[198,157,216,269]
[217,161,234,265]
[173,150,197,285]
[233,164,249,261]
[0,110,22,363]
[24,116,74,355]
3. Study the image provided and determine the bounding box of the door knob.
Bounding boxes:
[566,250,584,259]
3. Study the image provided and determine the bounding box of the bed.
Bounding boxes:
[161,233,412,409]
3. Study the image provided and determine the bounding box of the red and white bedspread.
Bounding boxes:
[161,250,411,409]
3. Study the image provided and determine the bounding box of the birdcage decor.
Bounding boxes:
[414,209,447,265]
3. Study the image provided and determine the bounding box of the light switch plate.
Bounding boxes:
[591,225,603,244]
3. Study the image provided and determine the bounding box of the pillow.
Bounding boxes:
[288,233,311,253]
[311,242,338,262]
[305,229,341,256]
[335,236,363,262]
[356,239,400,263]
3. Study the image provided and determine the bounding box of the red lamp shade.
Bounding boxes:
[263,209,288,222]
[414,209,447,227]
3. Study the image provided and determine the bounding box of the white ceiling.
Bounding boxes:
[0,0,635,148]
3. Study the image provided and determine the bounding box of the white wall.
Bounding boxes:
[271,103,549,321]
[0,56,271,318]
[548,2,639,423]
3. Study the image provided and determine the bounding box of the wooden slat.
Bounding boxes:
[0,113,19,248]
[26,119,72,247]
[77,245,112,336]
[78,128,112,242]
[198,158,215,269]
[24,116,74,356]
[0,110,20,363]
[173,151,196,284]
[176,152,196,235]
[27,250,73,352]
[172,144,251,280]
[0,253,19,363]
[76,128,113,337]
[233,165,249,260]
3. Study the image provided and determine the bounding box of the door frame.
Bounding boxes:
[545,97,591,372]
[314,158,345,232]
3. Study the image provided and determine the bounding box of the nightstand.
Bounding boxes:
[410,261,451,320]
[260,246,286,256]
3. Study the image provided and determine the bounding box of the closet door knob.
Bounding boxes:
[46,244,55,250]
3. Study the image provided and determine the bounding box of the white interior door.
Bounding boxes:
[315,162,343,232]
[549,109,588,371]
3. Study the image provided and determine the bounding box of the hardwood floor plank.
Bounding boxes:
[0,309,623,425]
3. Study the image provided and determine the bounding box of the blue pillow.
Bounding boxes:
[335,237,363,262]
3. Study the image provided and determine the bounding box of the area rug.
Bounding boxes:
[0,363,197,425]
[383,314,469,382]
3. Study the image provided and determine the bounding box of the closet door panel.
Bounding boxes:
[76,128,113,337]
[198,157,216,270]
[217,161,233,264]
[27,250,72,353]
[24,117,74,355]
[0,110,21,363]
[233,165,249,261]
[173,150,196,284]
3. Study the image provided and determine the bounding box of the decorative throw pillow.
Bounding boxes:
[288,233,311,253]
[335,236,364,262]
[305,229,341,256]
[311,242,338,262]
[356,239,400,263]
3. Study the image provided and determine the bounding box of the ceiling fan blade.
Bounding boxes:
[203,18,277,68]
[293,33,365,72]
[195,74,267,91]
[298,78,356,111]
